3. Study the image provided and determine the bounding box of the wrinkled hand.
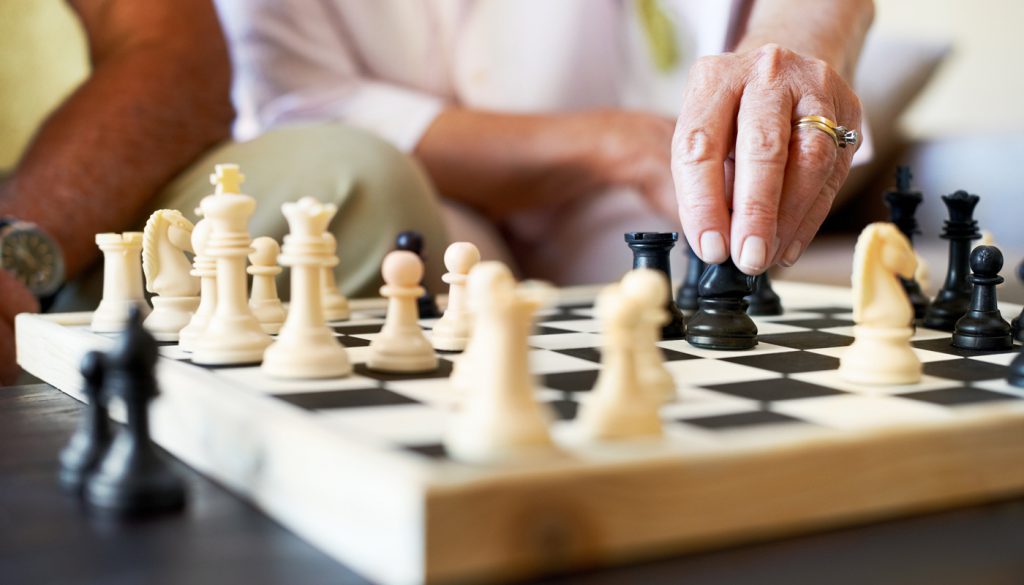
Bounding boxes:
[0,270,39,385]
[672,44,862,274]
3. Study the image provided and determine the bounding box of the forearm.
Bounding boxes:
[735,0,875,77]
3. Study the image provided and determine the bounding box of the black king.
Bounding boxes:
[922,190,981,331]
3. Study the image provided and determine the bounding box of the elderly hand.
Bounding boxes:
[672,43,863,274]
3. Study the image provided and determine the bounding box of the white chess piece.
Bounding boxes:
[91,232,151,332]
[431,242,480,351]
[445,262,557,463]
[178,217,215,352]
[320,232,350,321]
[142,210,200,341]
[620,268,676,403]
[914,252,930,295]
[263,198,351,378]
[839,222,922,385]
[192,164,272,365]
[577,283,664,441]
[248,236,286,334]
[367,251,438,372]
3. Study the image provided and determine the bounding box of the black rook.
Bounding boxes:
[625,232,686,339]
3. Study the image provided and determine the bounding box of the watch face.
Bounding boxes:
[1,228,64,296]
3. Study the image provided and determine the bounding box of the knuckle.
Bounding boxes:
[753,43,792,77]
[737,197,778,222]
[673,126,720,166]
[795,132,837,169]
[739,122,788,164]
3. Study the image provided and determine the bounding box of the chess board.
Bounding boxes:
[16,281,1024,585]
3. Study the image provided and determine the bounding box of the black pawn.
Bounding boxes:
[922,190,981,331]
[746,273,783,316]
[951,246,1012,350]
[395,231,440,319]
[884,166,929,319]
[1012,260,1024,342]
[675,240,705,311]
[625,232,686,339]
[58,351,112,493]
[84,306,185,516]
[686,259,758,350]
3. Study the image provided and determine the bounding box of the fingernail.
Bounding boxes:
[700,231,728,264]
[739,236,767,273]
[781,240,803,267]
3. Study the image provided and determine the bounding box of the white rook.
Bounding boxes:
[91,232,150,333]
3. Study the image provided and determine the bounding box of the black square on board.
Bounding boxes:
[274,388,419,410]
[923,359,1008,382]
[534,326,576,336]
[331,323,384,335]
[703,378,845,402]
[769,317,854,330]
[796,306,852,315]
[336,335,371,348]
[681,410,808,430]
[553,347,698,364]
[353,359,454,381]
[724,351,839,374]
[545,399,580,420]
[759,331,853,350]
[402,443,448,459]
[912,337,1018,358]
[898,386,1022,406]
[542,370,600,393]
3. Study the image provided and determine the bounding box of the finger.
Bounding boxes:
[672,56,740,264]
[772,98,839,267]
[730,83,793,274]
[784,155,855,266]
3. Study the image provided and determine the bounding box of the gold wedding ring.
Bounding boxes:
[793,115,859,148]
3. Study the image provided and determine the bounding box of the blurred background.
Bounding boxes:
[1,0,1022,294]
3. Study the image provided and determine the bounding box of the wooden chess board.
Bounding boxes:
[16,281,1024,585]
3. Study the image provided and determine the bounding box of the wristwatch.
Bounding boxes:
[0,217,65,302]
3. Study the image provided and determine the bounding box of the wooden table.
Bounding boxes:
[3,383,1024,585]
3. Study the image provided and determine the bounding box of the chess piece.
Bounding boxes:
[58,351,111,493]
[620,269,676,403]
[177,217,215,352]
[884,166,929,319]
[192,164,272,365]
[431,242,481,351]
[84,307,186,515]
[263,198,351,378]
[91,232,151,332]
[839,223,921,385]
[951,246,1012,350]
[248,236,286,335]
[624,232,685,339]
[445,262,556,462]
[142,210,200,341]
[686,259,758,350]
[395,231,440,319]
[745,272,783,316]
[923,190,981,331]
[577,282,663,441]
[367,250,439,372]
[320,232,351,322]
[675,240,705,311]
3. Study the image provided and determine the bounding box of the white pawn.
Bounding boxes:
[620,269,676,403]
[839,222,921,385]
[431,242,480,351]
[178,217,215,352]
[91,232,151,333]
[263,197,351,379]
[576,283,664,441]
[142,210,200,341]
[367,251,438,373]
[320,232,350,321]
[248,237,286,334]
[445,262,556,463]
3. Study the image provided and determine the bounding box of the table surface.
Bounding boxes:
[3,383,1024,585]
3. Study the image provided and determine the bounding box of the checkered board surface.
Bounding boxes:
[126,286,1024,462]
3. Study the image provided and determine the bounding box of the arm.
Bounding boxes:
[673,0,874,273]
[0,0,234,280]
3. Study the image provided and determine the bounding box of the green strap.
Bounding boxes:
[635,0,680,73]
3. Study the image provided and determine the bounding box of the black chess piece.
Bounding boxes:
[58,351,112,493]
[625,232,686,339]
[745,273,783,316]
[884,166,929,319]
[395,230,441,319]
[686,258,758,350]
[84,306,185,516]
[922,190,981,331]
[1012,260,1024,342]
[951,246,1013,350]
[675,240,705,311]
